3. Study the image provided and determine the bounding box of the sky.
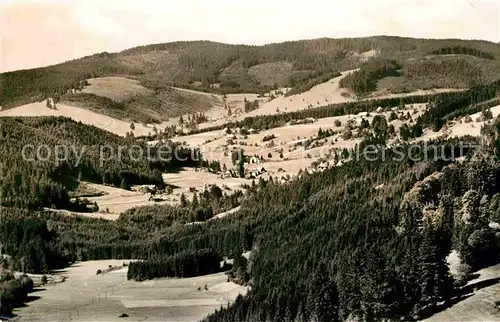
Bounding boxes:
[1,0,499,72]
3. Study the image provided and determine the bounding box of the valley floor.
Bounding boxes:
[14,260,247,322]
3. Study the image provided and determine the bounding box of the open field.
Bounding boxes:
[47,183,167,220]
[70,77,223,122]
[81,77,154,102]
[0,102,157,137]
[170,89,276,130]
[211,206,241,220]
[14,260,247,322]
[359,49,378,61]
[243,83,462,119]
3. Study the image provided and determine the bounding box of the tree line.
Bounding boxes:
[60,92,157,124]
[339,58,402,95]
[118,185,243,227]
[430,46,495,60]
[0,274,35,315]
[0,217,65,274]
[403,57,486,89]
[127,248,221,281]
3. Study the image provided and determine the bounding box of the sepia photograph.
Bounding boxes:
[0,0,499,321]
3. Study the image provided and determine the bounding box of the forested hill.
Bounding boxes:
[0,116,200,209]
[1,36,499,108]
[1,121,498,319]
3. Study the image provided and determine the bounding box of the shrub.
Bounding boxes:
[262,134,276,142]
[389,111,398,121]
[482,108,494,121]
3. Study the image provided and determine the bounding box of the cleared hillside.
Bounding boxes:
[60,76,223,123]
